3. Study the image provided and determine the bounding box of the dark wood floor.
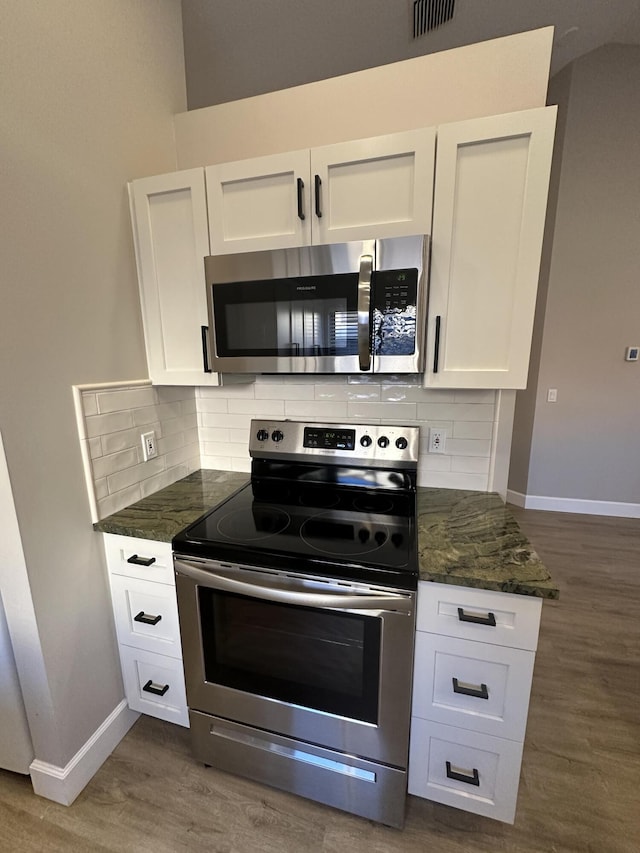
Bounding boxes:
[1,508,639,852]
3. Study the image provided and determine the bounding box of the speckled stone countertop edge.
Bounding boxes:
[94,470,558,600]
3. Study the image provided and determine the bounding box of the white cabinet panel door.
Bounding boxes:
[129,169,218,386]
[207,150,311,254]
[311,128,436,244]
[425,107,556,389]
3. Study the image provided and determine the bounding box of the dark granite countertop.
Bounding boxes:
[94,470,558,599]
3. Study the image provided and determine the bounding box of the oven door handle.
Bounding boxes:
[174,559,412,614]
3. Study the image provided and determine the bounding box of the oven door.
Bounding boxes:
[174,557,416,768]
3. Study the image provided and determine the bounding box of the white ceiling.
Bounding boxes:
[181,0,640,108]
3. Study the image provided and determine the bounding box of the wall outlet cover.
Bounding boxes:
[141,430,158,461]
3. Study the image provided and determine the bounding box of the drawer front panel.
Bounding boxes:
[103,534,174,584]
[110,575,182,657]
[412,633,535,740]
[120,645,188,727]
[416,583,542,650]
[408,718,523,824]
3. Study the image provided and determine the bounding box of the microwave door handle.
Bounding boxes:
[357,253,373,371]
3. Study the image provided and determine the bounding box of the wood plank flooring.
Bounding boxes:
[1,508,639,852]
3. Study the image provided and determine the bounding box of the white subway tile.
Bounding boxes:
[201,441,248,459]
[92,448,139,481]
[348,374,418,385]
[82,393,98,416]
[284,400,348,419]
[454,389,496,404]
[445,438,492,457]
[88,437,102,459]
[451,456,491,474]
[156,386,195,404]
[139,467,187,499]
[85,410,134,438]
[312,384,378,402]
[96,387,156,414]
[422,455,452,472]
[197,397,229,414]
[256,384,315,401]
[218,383,257,399]
[181,397,197,416]
[228,399,286,416]
[164,445,200,469]
[101,427,140,456]
[202,412,250,429]
[231,457,252,473]
[347,401,417,420]
[416,403,495,422]
[107,457,166,494]
[157,432,185,455]
[97,484,142,520]
[162,414,198,437]
[199,427,230,444]
[453,421,494,440]
[417,470,488,491]
[201,455,235,471]
[94,477,109,500]
[229,428,251,445]
[183,427,199,445]
[381,385,455,403]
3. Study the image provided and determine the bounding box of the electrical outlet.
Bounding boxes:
[141,430,158,461]
[547,388,558,402]
[428,428,446,454]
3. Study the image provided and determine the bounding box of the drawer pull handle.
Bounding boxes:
[127,554,156,567]
[457,607,496,627]
[134,611,162,626]
[142,680,169,697]
[446,761,480,787]
[452,677,489,700]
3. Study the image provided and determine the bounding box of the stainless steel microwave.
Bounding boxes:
[203,235,429,375]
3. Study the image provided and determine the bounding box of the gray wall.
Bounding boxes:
[509,44,640,504]
[0,1,185,768]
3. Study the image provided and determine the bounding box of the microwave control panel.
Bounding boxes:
[372,269,418,312]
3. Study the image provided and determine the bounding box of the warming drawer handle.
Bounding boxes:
[297,177,306,221]
[126,554,156,567]
[357,253,373,372]
[446,761,480,787]
[142,680,169,697]
[452,677,489,700]
[174,559,413,614]
[457,607,496,627]
[314,174,322,218]
[134,611,162,626]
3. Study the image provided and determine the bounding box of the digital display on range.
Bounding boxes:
[303,427,355,451]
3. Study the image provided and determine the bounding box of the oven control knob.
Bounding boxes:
[256,429,269,442]
[271,429,284,443]
[395,437,408,450]
[377,436,389,448]
[360,435,372,447]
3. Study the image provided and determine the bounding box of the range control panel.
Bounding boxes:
[250,420,419,468]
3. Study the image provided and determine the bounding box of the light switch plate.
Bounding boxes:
[625,346,639,361]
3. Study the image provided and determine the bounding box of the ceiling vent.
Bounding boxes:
[412,0,456,38]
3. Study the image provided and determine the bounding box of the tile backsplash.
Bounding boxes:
[197,375,496,490]
[76,382,200,520]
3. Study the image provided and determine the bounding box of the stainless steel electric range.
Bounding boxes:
[172,420,419,827]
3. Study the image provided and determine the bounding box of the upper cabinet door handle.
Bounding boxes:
[297,177,306,221]
[433,315,441,373]
[314,174,323,218]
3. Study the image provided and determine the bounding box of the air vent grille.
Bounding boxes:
[412,0,456,38]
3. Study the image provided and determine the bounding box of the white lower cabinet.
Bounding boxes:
[102,534,188,727]
[409,582,542,823]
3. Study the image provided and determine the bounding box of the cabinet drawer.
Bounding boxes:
[119,645,188,727]
[408,718,523,824]
[103,534,174,584]
[110,575,182,658]
[417,583,541,650]
[412,633,534,740]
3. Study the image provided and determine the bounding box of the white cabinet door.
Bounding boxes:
[206,129,436,254]
[425,107,556,389]
[311,128,436,244]
[206,150,311,254]
[129,169,219,386]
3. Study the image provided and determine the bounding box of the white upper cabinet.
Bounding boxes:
[425,107,556,390]
[206,128,436,255]
[129,169,219,386]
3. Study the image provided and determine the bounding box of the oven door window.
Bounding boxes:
[198,590,381,723]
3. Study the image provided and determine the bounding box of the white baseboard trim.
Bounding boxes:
[30,700,139,806]
[506,489,640,519]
